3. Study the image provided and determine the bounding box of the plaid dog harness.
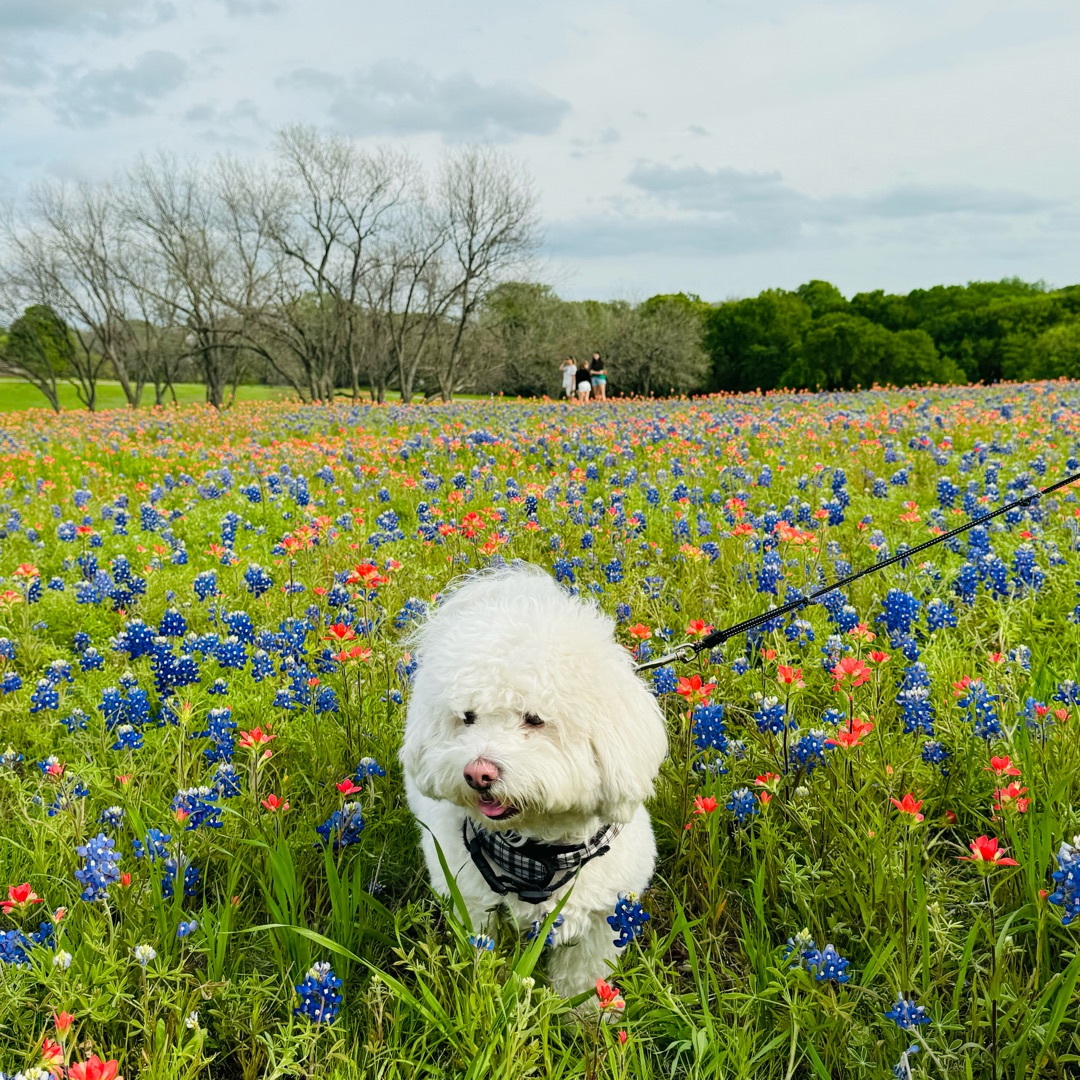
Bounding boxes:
[462,818,623,904]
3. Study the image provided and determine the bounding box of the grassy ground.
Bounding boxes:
[0,387,1079,1078]
[0,379,296,411]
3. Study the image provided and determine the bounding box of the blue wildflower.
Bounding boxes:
[726,787,759,825]
[885,995,930,1030]
[608,893,651,948]
[74,832,122,901]
[294,962,343,1023]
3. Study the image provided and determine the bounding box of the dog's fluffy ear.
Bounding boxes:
[583,657,668,823]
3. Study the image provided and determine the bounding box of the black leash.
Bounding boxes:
[634,469,1080,673]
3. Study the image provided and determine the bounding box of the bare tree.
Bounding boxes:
[123,154,253,407]
[434,147,539,401]
[372,186,451,404]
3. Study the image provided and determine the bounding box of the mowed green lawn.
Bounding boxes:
[0,379,297,412]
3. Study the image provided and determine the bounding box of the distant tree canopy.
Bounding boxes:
[702,278,1080,393]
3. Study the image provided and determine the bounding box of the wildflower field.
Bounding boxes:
[4,385,1080,1080]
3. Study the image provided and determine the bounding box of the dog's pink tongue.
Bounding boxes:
[479,797,512,819]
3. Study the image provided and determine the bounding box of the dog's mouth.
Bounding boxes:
[477,794,519,820]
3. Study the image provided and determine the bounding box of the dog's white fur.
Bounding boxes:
[400,565,668,998]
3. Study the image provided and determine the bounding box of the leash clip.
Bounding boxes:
[633,642,698,673]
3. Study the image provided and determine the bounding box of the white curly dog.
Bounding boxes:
[400,565,668,999]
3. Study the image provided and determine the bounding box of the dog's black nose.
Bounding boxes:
[464,758,499,790]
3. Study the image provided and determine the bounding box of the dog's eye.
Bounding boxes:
[523,713,545,728]
[462,711,476,726]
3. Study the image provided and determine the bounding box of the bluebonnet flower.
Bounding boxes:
[892,1045,921,1080]
[80,647,104,672]
[172,787,223,830]
[214,636,247,669]
[692,704,727,754]
[821,708,846,726]
[753,696,791,736]
[294,962,343,1023]
[134,943,157,966]
[212,762,242,798]
[251,649,274,681]
[159,608,187,637]
[0,671,22,694]
[177,920,199,939]
[74,833,122,901]
[922,741,949,771]
[807,943,850,984]
[1049,838,1080,924]
[60,708,89,733]
[652,666,678,695]
[790,731,827,773]
[193,570,218,600]
[953,562,979,605]
[756,552,783,595]
[885,995,930,1030]
[897,687,934,736]
[111,724,143,751]
[526,913,564,947]
[726,787,759,825]
[133,828,171,862]
[99,805,124,828]
[608,894,650,948]
[162,856,200,899]
[1054,680,1080,706]
[925,598,957,632]
[1011,543,1045,593]
[731,656,750,676]
[29,680,59,713]
[469,934,496,952]
[879,589,920,637]
[783,928,817,965]
[355,757,386,778]
[956,679,1001,740]
[244,563,274,597]
[45,659,73,685]
[316,802,364,850]
[208,677,229,695]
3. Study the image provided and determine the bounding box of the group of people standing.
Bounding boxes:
[559,354,607,403]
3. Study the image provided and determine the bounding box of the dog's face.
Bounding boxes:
[400,568,668,835]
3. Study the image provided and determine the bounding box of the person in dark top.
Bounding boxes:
[575,361,592,403]
[589,352,607,400]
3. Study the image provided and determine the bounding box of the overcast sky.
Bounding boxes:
[2,0,1078,301]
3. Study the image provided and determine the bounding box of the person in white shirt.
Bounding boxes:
[559,357,577,400]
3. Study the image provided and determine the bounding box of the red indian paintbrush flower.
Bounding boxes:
[831,657,872,688]
[69,1055,122,1080]
[890,794,925,822]
[984,756,1021,777]
[238,727,275,750]
[959,835,1019,868]
[692,795,718,815]
[675,674,715,704]
[3,883,44,916]
[993,782,1030,813]
[595,977,625,1012]
[324,623,356,642]
[776,665,803,688]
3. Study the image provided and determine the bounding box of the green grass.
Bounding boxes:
[0,379,297,411]
[1,385,1080,1078]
